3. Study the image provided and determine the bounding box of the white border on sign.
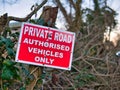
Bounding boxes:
[15,22,24,63]
[15,22,75,70]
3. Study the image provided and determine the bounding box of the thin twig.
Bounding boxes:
[8,0,48,22]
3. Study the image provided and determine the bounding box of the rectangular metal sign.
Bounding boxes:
[15,23,75,70]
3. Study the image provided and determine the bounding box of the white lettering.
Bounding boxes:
[34,56,54,64]
[49,59,54,64]
[35,56,40,62]
[28,47,33,53]
[65,46,70,51]
[28,47,64,58]
[59,33,63,42]
[36,29,41,37]
[23,26,53,40]
[68,35,72,43]
[24,38,70,51]
[59,53,63,58]
[48,31,53,40]
[24,26,29,34]
[44,30,49,38]
[44,42,49,47]
[39,30,44,38]
[54,32,59,41]
[38,41,44,46]
[23,38,28,44]
[54,32,72,43]
[29,27,34,36]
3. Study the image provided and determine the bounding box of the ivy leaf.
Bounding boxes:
[1,36,6,43]
[0,40,4,46]
[2,61,20,80]
[37,18,45,25]
[1,66,13,80]
[5,38,14,48]
[10,32,19,38]
[1,37,14,48]
[11,66,20,80]
[3,60,16,67]
[6,47,15,56]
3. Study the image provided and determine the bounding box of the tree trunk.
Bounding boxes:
[0,13,8,34]
[26,6,58,90]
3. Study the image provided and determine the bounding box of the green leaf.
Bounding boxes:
[37,18,45,25]
[10,32,19,38]
[0,40,4,46]
[20,87,26,90]
[29,19,37,24]
[5,38,14,48]
[1,36,6,43]
[1,62,20,80]
[1,66,13,80]
[78,80,86,87]
[11,66,20,80]
[6,47,15,56]
[1,37,14,48]
[3,60,15,66]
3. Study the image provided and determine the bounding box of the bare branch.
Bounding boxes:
[74,0,82,26]
[55,0,72,24]
[68,0,76,9]
[8,0,48,22]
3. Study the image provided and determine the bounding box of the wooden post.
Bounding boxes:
[26,6,58,90]
[0,13,8,34]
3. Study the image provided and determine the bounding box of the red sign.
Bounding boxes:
[15,23,75,70]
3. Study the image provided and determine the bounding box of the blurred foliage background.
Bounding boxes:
[0,0,120,90]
